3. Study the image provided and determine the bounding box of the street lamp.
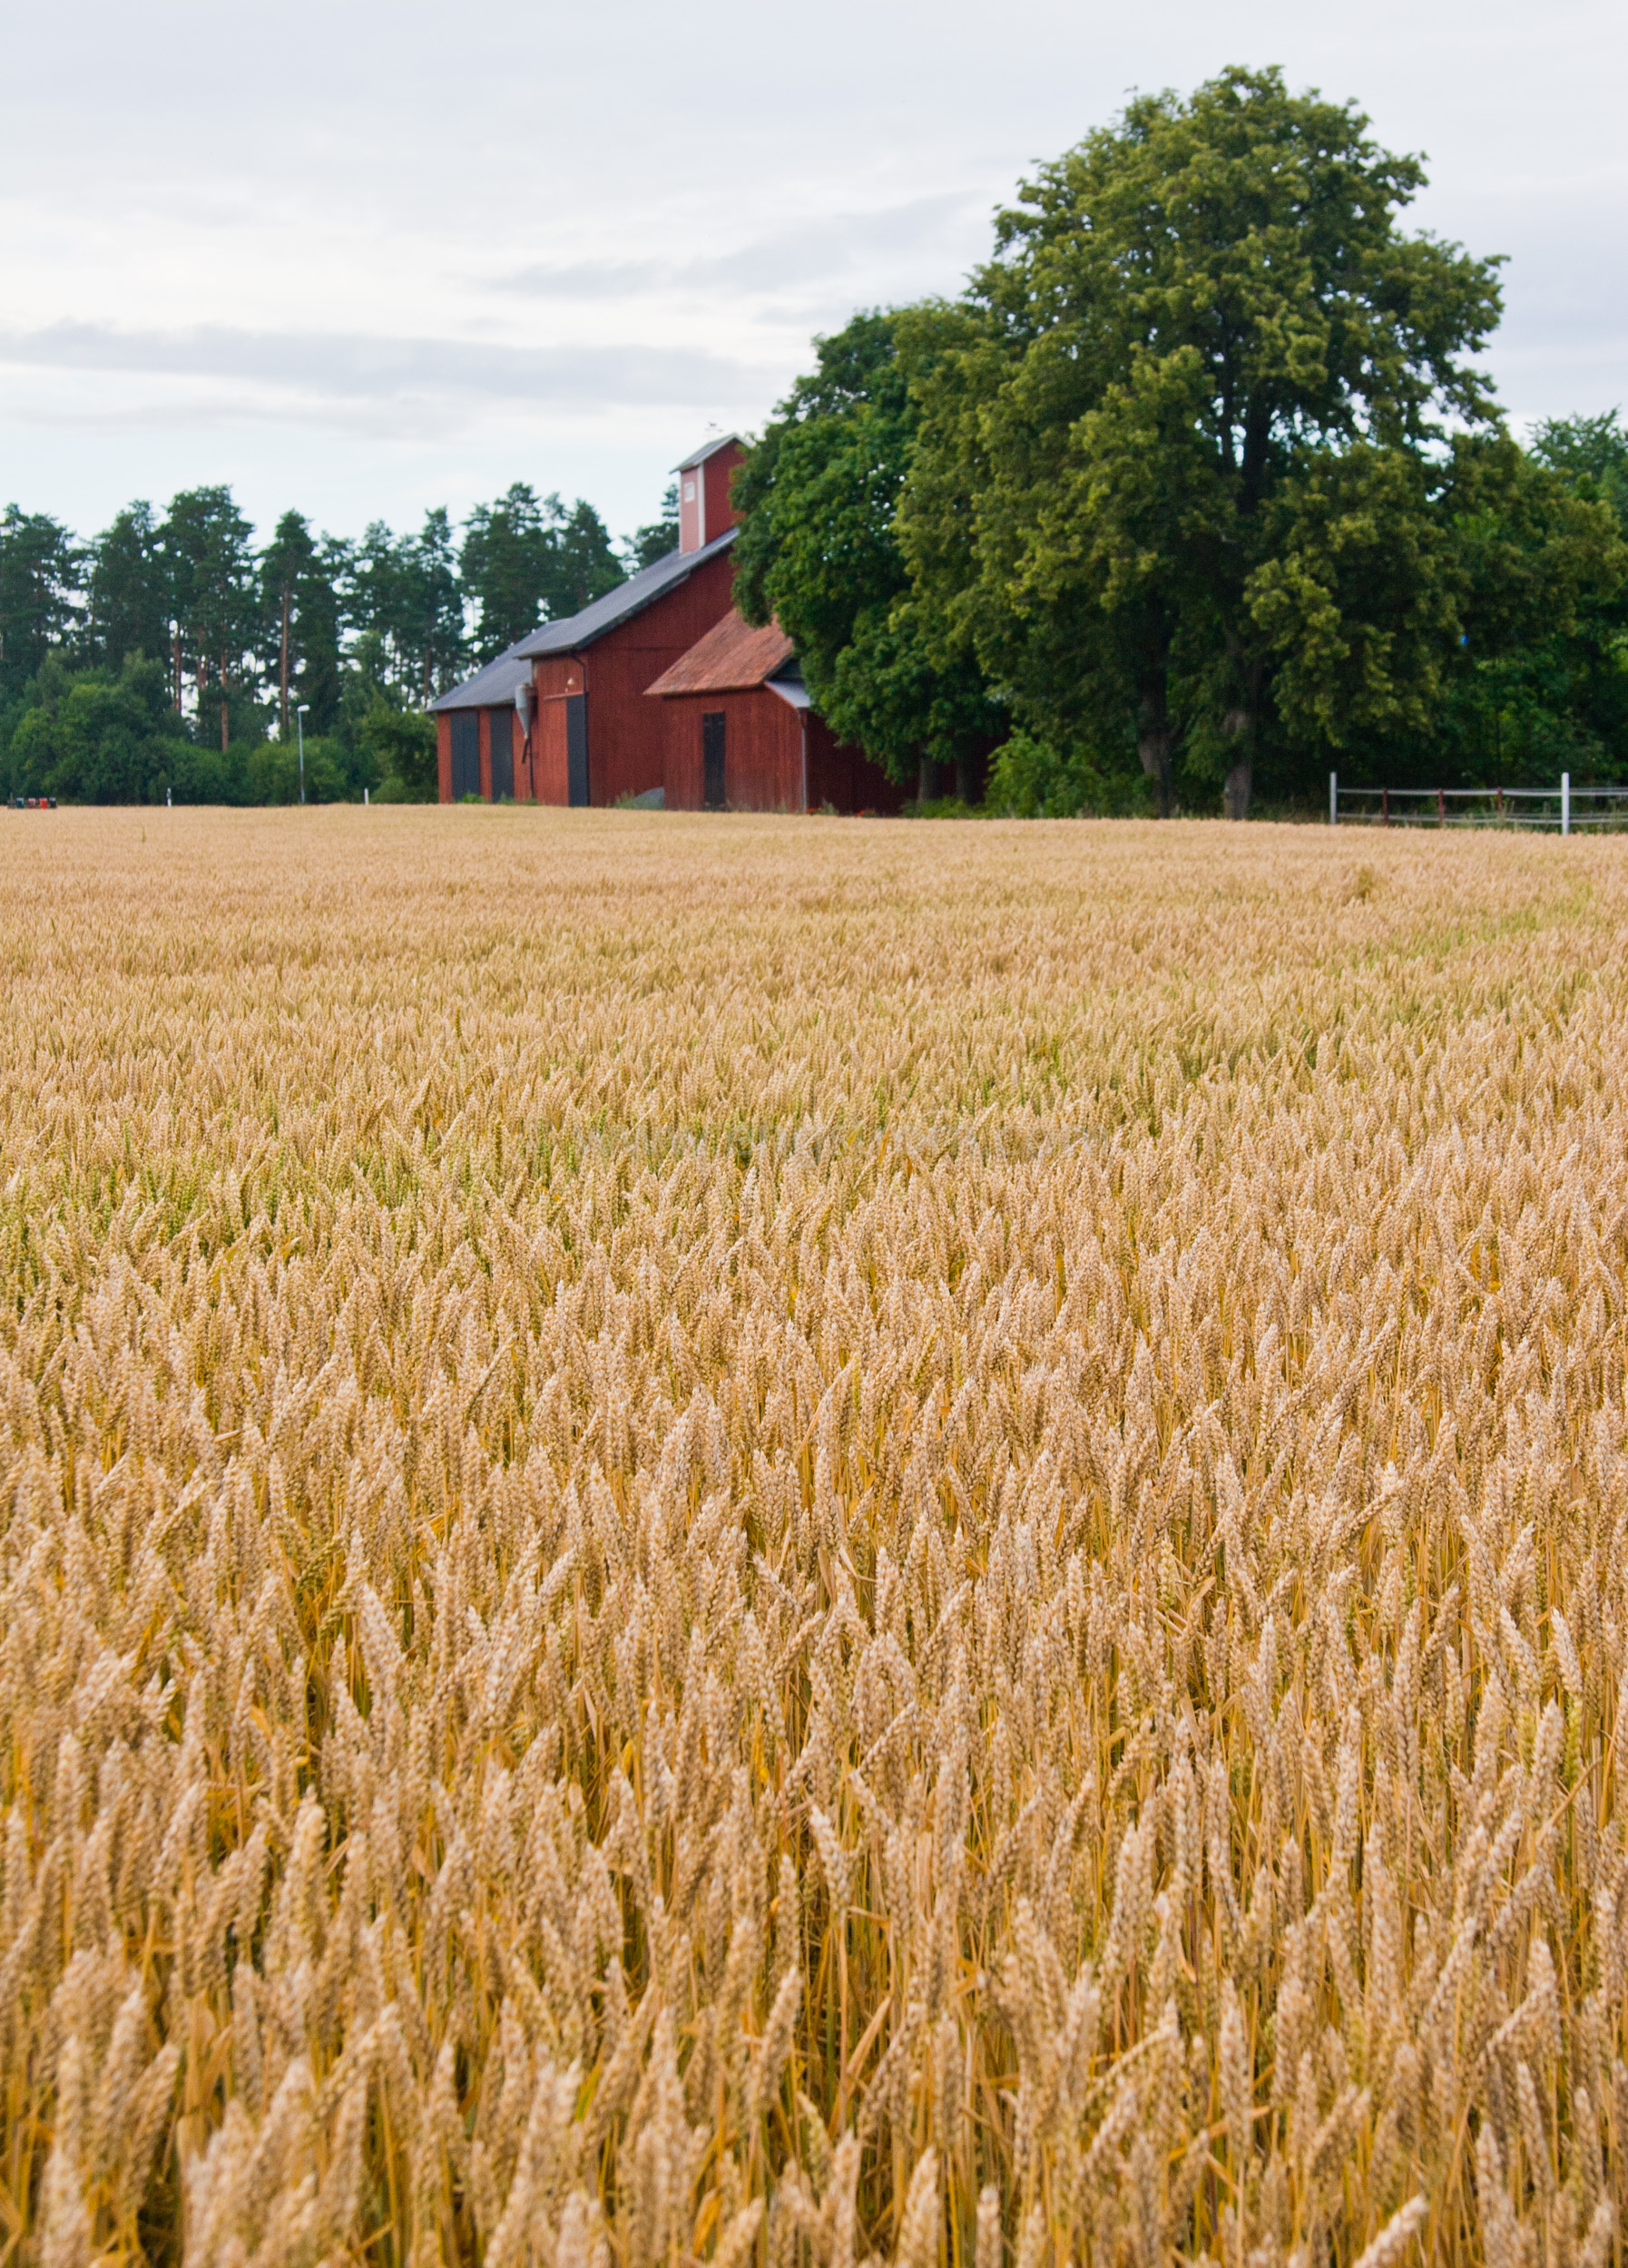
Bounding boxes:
[296,703,310,805]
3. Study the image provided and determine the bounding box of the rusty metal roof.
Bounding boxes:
[643,608,795,697]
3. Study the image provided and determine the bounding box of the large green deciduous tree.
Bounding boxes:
[733,310,1002,797]
[10,652,188,803]
[1425,428,1628,782]
[902,66,1510,813]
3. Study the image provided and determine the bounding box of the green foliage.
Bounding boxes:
[1427,429,1628,783]
[549,499,623,620]
[0,507,83,701]
[625,483,681,572]
[902,65,1512,812]
[260,510,345,737]
[158,486,261,746]
[985,728,1151,816]
[0,451,634,801]
[350,511,466,707]
[461,488,622,662]
[86,503,168,675]
[8,653,188,803]
[1530,410,1628,527]
[358,699,436,801]
[241,736,356,805]
[734,309,1002,786]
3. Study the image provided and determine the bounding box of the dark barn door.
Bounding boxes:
[565,694,590,807]
[450,712,480,799]
[702,711,726,809]
[489,709,514,800]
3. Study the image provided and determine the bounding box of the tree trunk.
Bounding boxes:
[173,630,182,713]
[1221,657,1262,819]
[1221,708,1251,819]
[1137,683,1174,817]
[221,651,230,755]
[955,749,985,807]
[917,757,943,804]
[280,590,291,738]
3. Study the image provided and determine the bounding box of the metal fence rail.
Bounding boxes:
[1329,773,1628,834]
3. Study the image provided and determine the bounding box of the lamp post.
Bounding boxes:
[296,703,309,805]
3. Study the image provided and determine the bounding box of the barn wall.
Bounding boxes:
[701,443,744,544]
[436,714,452,803]
[806,716,905,815]
[678,469,703,555]
[527,547,737,807]
[531,657,577,804]
[678,442,745,553]
[661,689,803,811]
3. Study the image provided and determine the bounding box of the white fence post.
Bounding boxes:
[1562,773,1571,836]
[1329,771,1338,826]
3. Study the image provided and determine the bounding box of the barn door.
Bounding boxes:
[702,711,726,809]
[565,694,590,807]
[450,712,480,799]
[489,709,514,800]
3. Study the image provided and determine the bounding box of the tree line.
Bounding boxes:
[0,478,680,805]
[735,66,1628,816]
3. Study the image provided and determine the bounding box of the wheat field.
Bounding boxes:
[2,808,1626,2268]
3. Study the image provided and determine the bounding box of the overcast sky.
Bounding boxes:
[3,0,1623,549]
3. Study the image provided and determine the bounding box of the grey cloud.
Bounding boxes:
[0,322,780,411]
[496,193,986,302]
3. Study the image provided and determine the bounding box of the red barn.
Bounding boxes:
[648,611,903,814]
[432,435,748,807]
[431,431,898,814]
[514,526,738,807]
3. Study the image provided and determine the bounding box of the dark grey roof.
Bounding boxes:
[514,525,738,658]
[430,639,534,713]
[675,433,746,473]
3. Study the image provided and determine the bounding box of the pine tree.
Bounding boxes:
[158,487,260,748]
[0,507,83,699]
[87,503,170,674]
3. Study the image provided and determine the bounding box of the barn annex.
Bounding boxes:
[648,609,901,815]
[432,433,896,813]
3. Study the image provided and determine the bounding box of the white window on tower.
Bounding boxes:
[683,481,696,501]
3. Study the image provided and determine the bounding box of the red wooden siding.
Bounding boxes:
[662,689,802,811]
[660,691,905,815]
[437,707,535,802]
[527,545,738,807]
[678,440,745,553]
[806,716,903,814]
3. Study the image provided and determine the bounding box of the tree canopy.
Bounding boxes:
[737,68,1626,813]
[733,309,1002,794]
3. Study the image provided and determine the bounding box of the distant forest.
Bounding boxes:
[0,479,680,805]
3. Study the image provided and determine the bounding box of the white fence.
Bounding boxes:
[1329,773,1628,834]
